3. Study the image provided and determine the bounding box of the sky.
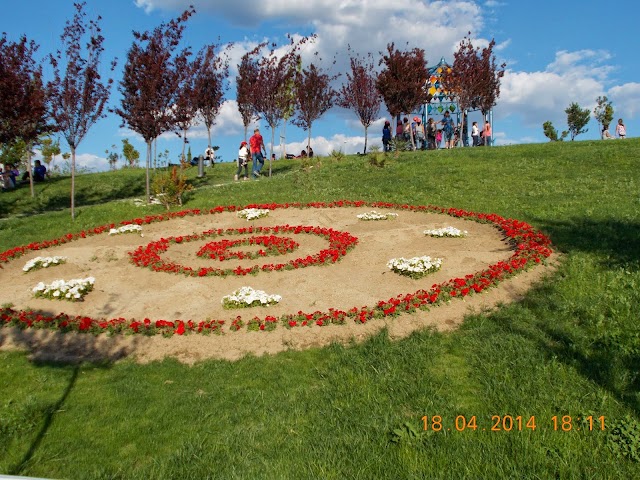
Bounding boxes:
[2,0,639,171]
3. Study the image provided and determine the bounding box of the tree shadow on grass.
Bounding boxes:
[532,216,640,269]
[488,278,640,414]
[0,326,141,476]
[0,323,141,365]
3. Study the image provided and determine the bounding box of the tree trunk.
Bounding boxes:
[363,125,368,154]
[181,127,188,170]
[307,128,312,155]
[269,126,275,177]
[153,138,157,170]
[26,144,35,199]
[146,140,152,203]
[281,122,287,159]
[70,146,76,220]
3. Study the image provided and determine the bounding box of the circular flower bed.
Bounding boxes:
[196,235,299,261]
[0,200,553,336]
[128,225,358,277]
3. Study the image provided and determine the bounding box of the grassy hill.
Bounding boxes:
[1,140,639,478]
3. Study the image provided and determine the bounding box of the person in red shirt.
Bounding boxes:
[249,128,267,178]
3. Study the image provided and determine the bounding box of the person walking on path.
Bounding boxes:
[235,141,250,181]
[249,128,266,178]
[616,118,626,139]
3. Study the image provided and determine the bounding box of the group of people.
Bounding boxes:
[602,118,627,140]
[1,160,47,191]
[383,112,492,152]
[235,128,267,181]
[235,128,316,181]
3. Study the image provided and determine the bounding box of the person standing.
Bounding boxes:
[204,145,215,167]
[441,111,454,149]
[483,121,492,146]
[249,128,266,178]
[616,118,626,139]
[471,121,479,146]
[382,120,392,152]
[426,118,437,150]
[414,117,426,150]
[235,141,250,181]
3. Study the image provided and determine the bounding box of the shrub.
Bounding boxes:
[151,166,192,210]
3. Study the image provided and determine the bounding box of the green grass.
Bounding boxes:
[1,140,640,478]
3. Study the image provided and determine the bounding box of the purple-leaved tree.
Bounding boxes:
[48,2,116,218]
[194,42,230,153]
[337,48,381,154]
[0,34,50,198]
[293,60,337,154]
[114,7,194,202]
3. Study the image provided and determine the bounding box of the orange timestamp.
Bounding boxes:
[421,415,606,432]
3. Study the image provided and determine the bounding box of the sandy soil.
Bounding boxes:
[0,206,557,364]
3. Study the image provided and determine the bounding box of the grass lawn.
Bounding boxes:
[1,140,640,479]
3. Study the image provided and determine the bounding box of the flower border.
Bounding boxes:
[0,200,553,336]
[128,225,357,277]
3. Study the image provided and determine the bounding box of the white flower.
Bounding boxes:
[237,208,270,221]
[222,286,281,309]
[356,210,399,221]
[424,226,467,237]
[108,224,143,235]
[387,256,442,278]
[32,277,95,302]
[23,256,67,272]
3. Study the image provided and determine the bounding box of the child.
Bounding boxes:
[236,141,249,181]
[436,129,443,149]
[616,118,626,139]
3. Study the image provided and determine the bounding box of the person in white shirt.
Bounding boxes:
[471,121,479,146]
[235,141,249,181]
[204,145,215,166]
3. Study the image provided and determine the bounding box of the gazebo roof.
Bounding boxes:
[425,57,453,101]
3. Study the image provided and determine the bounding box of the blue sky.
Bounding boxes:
[2,0,639,171]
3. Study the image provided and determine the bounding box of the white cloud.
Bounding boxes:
[608,83,640,119]
[497,50,613,129]
[136,1,483,69]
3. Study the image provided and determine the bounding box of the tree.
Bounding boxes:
[253,36,311,176]
[173,52,199,166]
[105,144,119,170]
[48,2,116,218]
[542,121,566,142]
[293,61,337,153]
[337,49,381,154]
[194,42,230,150]
[236,44,264,141]
[468,38,506,117]
[444,36,477,115]
[40,136,61,168]
[376,43,428,148]
[0,34,50,197]
[114,7,194,202]
[122,138,139,167]
[565,102,590,141]
[593,95,614,133]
